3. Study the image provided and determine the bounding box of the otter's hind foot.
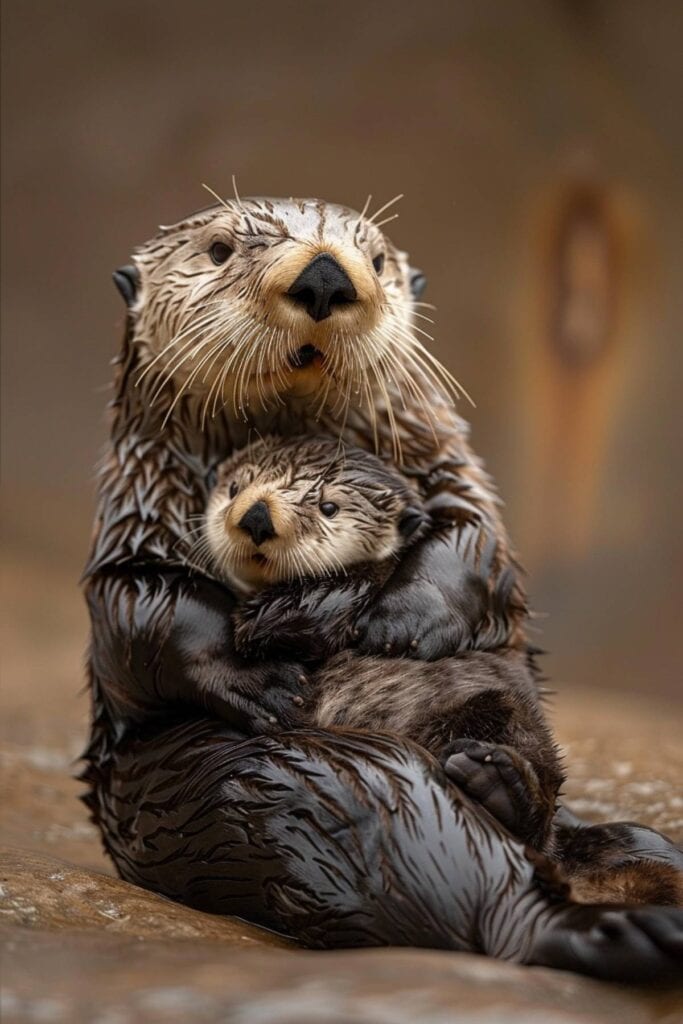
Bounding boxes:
[443,739,550,849]
[531,905,683,984]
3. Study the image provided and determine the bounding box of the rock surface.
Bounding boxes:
[4,926,682,1024]
[0,847,291,948]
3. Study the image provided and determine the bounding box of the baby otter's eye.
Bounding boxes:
[229,481,239,499]
[372,253,385,275]
[210,241,233,266]
[319,501,339,518]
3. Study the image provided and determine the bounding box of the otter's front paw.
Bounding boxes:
[206,662,309,735]
[443,739,550,849]
[354,580,472,660]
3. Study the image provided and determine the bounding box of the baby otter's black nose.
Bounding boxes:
[287,253,357,322]
[238,501,276,546]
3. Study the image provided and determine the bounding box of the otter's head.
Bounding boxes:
[116,193,463,446]
[199,436,425,592]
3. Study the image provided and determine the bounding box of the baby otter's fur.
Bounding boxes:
[203,436,563,851]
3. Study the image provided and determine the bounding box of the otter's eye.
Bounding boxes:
[229,481,239,499]
[319,501,339,518]
[372,253,385,275]
[210,241,233,266]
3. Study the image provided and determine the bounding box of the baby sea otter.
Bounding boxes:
[203,435,422,594]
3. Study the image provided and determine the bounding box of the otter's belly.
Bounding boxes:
[312,652,458,753]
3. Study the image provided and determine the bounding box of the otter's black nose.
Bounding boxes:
[287,253,357,322]
[238,501,276,546]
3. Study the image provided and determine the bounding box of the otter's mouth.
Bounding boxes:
[288,344,324,369]
[251,553,268,567]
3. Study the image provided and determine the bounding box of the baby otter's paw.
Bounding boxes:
[443,739,550,849]
[354,580,472,660]
[206,662,309,736]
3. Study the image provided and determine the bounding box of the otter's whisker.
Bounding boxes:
[206,333,248,426]
[203,344,235,428]
[202,182,234,213]
[136,310,218,389]
[167,309,252,426]
[149,316,227,405]
[388,357,441,450]
[393,327,476,407]
[232,174,244,209]
[367,193,404,224]
[370,357,402,464]
[373,213,400,230]
[383,332,452,414]
[358,193,373,221]
[361,369,379,454]
[354,193,373,243]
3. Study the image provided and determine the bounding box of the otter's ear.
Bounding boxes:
[399,505,425,539]
[112,264,140,307]
[409,268,427,301]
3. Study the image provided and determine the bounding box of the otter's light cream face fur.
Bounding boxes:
[130,195,465,457]
[198,437,419,593]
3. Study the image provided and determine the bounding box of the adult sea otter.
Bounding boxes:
[81,195,682,978]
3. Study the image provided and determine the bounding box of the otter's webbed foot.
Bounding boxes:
[443,739,551,849]
[530,905,683,984]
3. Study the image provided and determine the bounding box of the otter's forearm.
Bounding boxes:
[85,568,306,733]
[234,564,391,663]
[417,448,528,650]
[356,443,528,660]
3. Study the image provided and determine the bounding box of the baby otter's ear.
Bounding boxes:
[398,505,425,538]
[409,268,427,301]
[112,264,140,307]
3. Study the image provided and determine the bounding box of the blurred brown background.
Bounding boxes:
[2,0,682,749]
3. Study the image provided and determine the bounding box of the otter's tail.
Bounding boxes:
[528,903,683,984]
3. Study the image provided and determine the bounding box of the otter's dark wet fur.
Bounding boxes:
[82,197,683,980]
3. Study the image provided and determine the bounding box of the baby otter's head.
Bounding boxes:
[201,436,425,593]
[115,194,463,450]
